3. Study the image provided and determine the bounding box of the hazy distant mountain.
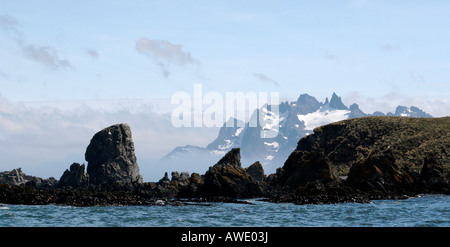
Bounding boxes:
[162,93,432,174]
[390,106,433,118]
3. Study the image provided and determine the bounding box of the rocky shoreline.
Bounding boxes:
[1,117,449,207]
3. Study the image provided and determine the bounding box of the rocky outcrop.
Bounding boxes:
[296,116,450,179]
[0,168,57,187]
[85,123,143,186]
[58,163,89,188]
[153,171,192,198]
[0,168,27,186]
[267,116,449,204]
[245,161,266,182]
[273,151,340,191]
[196,148,265,198]
[185,172,204,196]
[171,171,190,188]
[158,172,171,184]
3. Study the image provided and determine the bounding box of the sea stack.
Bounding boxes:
[58,163,89,188]
[197,148,265,198]
[85,123,143,186]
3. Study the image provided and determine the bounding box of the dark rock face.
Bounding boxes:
[419,155,448,191]
[274,151,340,191]
[85,123,143,186]
[346,148,414,191]
[153,171,192,198]
[185,172,203,195]
[245,161,266,182]
[58,163,89,188]
[171,171,190,187]
[197,148,265,198]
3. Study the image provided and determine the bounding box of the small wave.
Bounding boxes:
[0,207,9,210]
[232,208,249,214]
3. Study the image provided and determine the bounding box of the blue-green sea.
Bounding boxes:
[1,195,449,227]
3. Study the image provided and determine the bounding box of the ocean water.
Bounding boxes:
[1,195,449,227]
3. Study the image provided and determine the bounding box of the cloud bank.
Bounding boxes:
[0,96,218,181]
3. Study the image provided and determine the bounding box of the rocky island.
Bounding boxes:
[1,117,449,206]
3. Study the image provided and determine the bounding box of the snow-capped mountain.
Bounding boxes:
[389,106,432,118]
[162,93,432,174]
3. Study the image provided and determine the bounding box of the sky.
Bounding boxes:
[1,1,449,181]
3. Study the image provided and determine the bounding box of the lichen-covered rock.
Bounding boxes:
[58,163,89,188]
[85,123,143,186]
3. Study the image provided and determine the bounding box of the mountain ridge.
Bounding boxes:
[162,92,433,174]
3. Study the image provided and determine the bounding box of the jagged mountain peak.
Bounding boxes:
[328,92,348,110]
[292,93,321,115]
[297,93,318,105]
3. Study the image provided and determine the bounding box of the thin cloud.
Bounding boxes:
[136,38,198,77]
[380,44,400,52]
[23,45,72,69]
[0,14,23,43]
[86,49,99,60]
[1,14,71,70]
[0,14,18,30]
[253,73,280,87]
[0,71,9,79]
[324,51,339,61]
